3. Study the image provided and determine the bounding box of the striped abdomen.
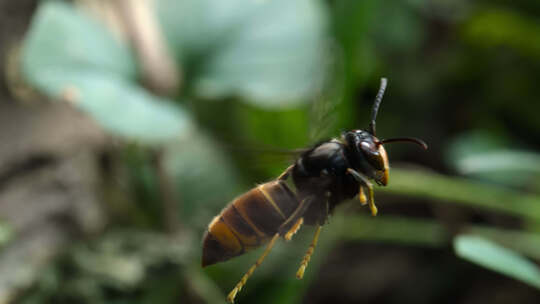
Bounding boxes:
[202,180,299,267]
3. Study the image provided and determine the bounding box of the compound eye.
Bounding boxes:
[360,141,385,170]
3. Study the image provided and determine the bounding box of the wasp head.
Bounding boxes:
[343,130,389,186]
[342,78,427,186]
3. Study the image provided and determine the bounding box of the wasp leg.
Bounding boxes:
[227,233,280,303]
[296,225,322,279]
[347,168,377,216]
[358,186,367,205]
[277,165,295,181]
[284,218,303,241]
[278,196,314,237]
[228,195,314,302]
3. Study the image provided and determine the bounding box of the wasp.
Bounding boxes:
[202,78,428,303]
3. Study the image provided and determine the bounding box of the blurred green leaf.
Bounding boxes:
[0,221,12,248]
[156,0,329,107]
[447,131,540,186]
[37,71,192,144]
[454,235,540,289]
[337,214,446,247]
[22,1,137,81]
[455,150,540,175]
[22,2,193,144]
[446,130,508,163]
[380,168,540,221]
[468,226,540,261]
[463,8,540,59]
[337,215,540,259]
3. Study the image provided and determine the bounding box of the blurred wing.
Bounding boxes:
[219,142,307,172]
[307,46,345,142]
[308,93,341,142]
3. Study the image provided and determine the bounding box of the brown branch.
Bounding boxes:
[78,0,184,233]
[151,149,182,233]
[112,0,181,95]
[110,0,183,233]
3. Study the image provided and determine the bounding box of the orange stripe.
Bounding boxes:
[221,217,246,253]
[208,216,243,255]
[227,205,262,248]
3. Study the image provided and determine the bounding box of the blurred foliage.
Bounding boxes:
[6,0,540,303]
[380,168,540,221]
[448,130,540,187]
[454,235,540,289]
[463,8,540,60]
[22,2,191,144]
[0,222,12,249]
[156,0,328,105]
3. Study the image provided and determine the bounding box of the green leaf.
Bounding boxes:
[454,235,540,289]
[337,215,447,247]
[379,168,540,221]
[447,131,540,186]
[54,71,191,143]
[455,150,540,175]
[22,1,137,80]
[21,1,193,144]
[156,0,329,107]
[336,215,540,260]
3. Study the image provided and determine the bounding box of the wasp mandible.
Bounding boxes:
[202,78,428,303]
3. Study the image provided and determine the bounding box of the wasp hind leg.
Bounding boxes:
[295,197,327,279]
[347,168,377,216]
[228,196,313,303]
[278,196,314,237]
[296,225,322,279]
[227,233,279,303]
[284,217,303,241]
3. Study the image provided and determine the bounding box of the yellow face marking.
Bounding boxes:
[258,185,287,219]
[378,144,389,186]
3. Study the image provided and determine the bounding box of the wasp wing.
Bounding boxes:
[307,48,345,143]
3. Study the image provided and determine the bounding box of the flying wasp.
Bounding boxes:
[202,78,428,303]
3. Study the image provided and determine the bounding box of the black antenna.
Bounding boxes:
[368,77,387,136]
[379,137,428,150]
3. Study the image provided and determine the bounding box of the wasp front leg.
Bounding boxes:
[346,168,377,216]
[278,195,314,239]
[358,186,367,205]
